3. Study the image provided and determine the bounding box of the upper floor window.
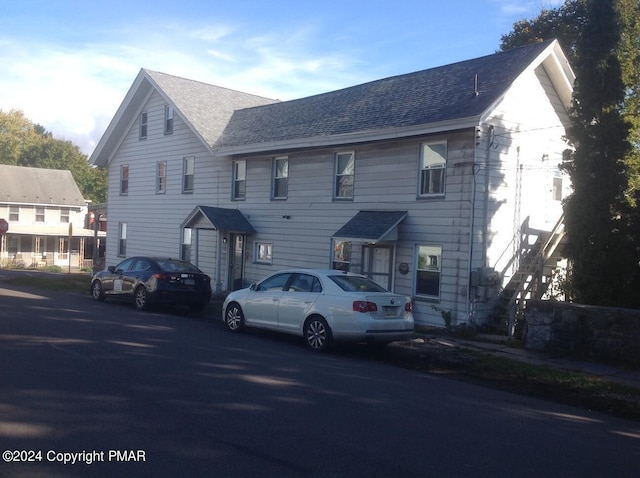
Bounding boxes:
[157,161,167,194]
[35,207,45,223]
[232,160,246,200]
[272,156,288,199]
[139,111,148,139]
[165,105,174,135]
[183,157,194,193]
[9,206,19,222]
[60,208,70,223]
[415,244,442,299]
[334,152,354,199]
[419,142,447,197]
[120,164,129,195]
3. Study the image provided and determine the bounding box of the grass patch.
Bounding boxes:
[5,273,90,293]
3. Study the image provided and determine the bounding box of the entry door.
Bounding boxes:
[228,233,245,291]
[363,246,392,289]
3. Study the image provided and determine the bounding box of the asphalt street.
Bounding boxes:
[0,281,639,477]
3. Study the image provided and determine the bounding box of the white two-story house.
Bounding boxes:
[0,164,104,269]
[90,40,574,329]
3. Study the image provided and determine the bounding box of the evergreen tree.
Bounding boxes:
[561,0,637,306]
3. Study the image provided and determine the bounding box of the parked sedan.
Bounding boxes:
[90,257,211,312]
[222,269,414,351]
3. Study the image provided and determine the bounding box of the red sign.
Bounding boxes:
[0,218,8,235]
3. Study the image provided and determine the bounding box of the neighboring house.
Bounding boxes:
[0,164,105,269]
[90,40,574,329]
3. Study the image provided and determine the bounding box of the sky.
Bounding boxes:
[0,0,564,156]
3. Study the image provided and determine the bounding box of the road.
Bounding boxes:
[0,281,639,477]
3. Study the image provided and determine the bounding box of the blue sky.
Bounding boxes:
[0,0,563,155]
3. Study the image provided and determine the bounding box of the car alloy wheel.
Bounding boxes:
[225,303,244,332]
[304,316,331,352]
[134,286,149,311]
[91,281,105,301]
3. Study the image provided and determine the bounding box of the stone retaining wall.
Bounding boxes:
[523,299,640,369]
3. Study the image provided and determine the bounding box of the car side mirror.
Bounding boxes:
[249,283,257,291]
[108,265,116,273]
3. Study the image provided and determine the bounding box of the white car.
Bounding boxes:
[222,269,414,351]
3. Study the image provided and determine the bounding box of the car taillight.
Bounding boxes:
[353,301,378,313]
[154,273,178,281]
[405,301,413,312]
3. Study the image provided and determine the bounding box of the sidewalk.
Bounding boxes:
[414,333,640,390]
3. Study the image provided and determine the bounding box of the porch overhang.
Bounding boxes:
[4,225,106,238]
[333,210,407,243]
[181,205,256,233]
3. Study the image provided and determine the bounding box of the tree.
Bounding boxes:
[0,109,107,204]
[501,0,640,307]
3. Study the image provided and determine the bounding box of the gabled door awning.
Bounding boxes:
[182,205,256,233]
[333,210,407,243]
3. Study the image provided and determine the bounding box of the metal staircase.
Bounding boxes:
[492,214,567,336]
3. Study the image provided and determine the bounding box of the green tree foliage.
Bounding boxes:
[501,0,640,307]
[0,109,107,204]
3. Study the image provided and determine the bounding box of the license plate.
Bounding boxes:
[184,279,195,286]
[383,306,398,317]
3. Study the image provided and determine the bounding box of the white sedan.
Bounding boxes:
[222,269,414,351]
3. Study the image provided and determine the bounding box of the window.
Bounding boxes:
[232,160,246,200]
[120,164,129,195]
[9,206,19,222]
[419,142,446,196]
[60,208,69,223]
[332,240,351,271]
[552,177,563,201]
[255,242,273,264]
[139,111,148,139]
[165,105,174,134]
[118,222,127,257]
[183,157,195,193]
[257,273,292,291]
[272,157,288,199]
[157,161,167,194]
[334,152,354,199]
[415,245,442,298]
[181,228,192,262]
[35,207,45,223]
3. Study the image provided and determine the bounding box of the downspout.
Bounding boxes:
[215,230,223,293]
[467,127,479,323]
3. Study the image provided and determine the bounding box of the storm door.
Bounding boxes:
[228,233,245,291]
[362,245,393,290]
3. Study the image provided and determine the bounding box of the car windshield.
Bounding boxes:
[155,259,202,273]
[328,275,388,292]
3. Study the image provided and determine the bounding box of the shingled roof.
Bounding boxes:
[0,164,86,206]
[90,70,277,167]
[214,40,571,155]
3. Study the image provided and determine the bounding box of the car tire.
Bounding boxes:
[134,285,149,311]
[91,280,105,302]
[225,303,244,332]
[304,316,332,352]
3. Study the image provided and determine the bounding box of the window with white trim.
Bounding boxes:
[255,242,273,264]
[118,222,127,257]
[334,152,354,199]
[157,161,167,194]
[419,142,446,196]
[9,206,19,222]
[35,207,45,223]
[120,164,129,195]
[232,160,246,200]
[272,157,288,199]
[332,240,351,271]
[415,244,442,298]
[139,111,148,139]
[60,208,69,223]
[164,105,174,134]
[183,157,194,193]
